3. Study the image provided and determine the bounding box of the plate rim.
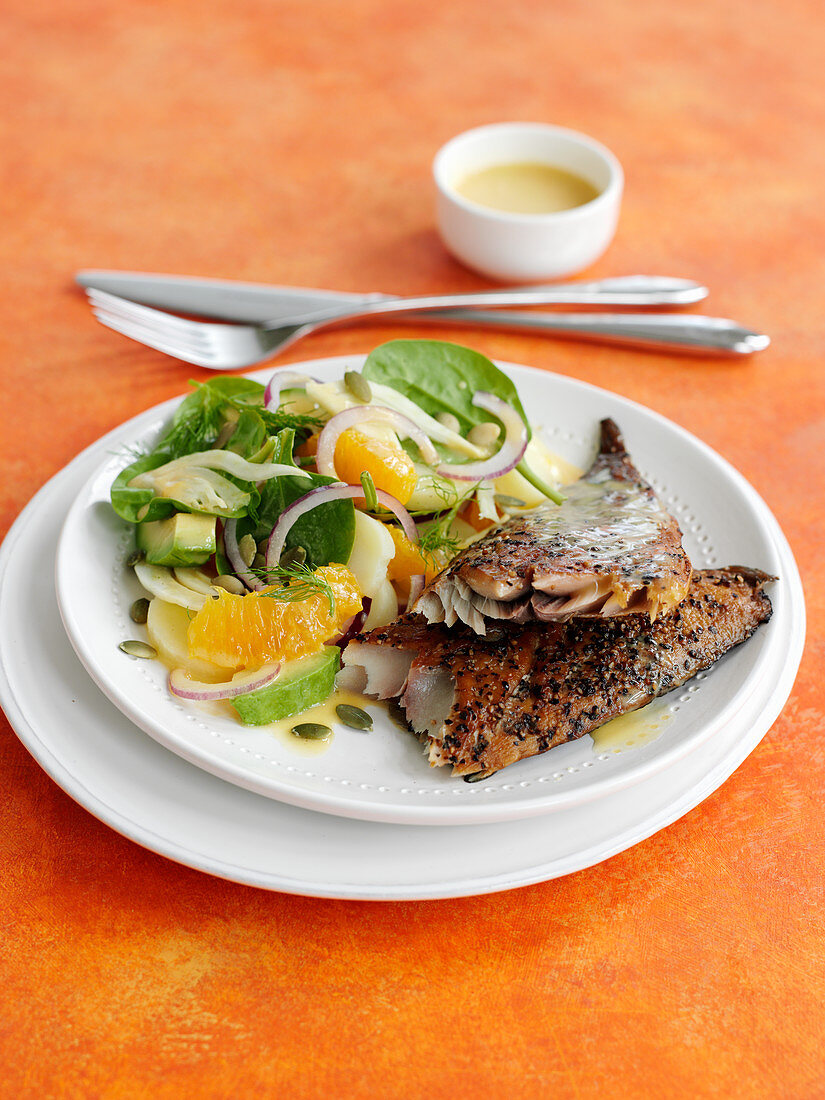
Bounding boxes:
[0,463,804,899]
[52,355,803,825]
[0,390,806,900]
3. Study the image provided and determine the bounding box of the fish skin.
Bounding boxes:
[344,567,775,776]
[415,418,693,634]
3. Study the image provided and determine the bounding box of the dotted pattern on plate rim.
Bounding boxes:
[111,425,715,798]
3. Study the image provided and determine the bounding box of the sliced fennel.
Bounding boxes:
[128,450,310,517]
[346,512,396,600]
[133,562,209,611]
[474,483,499,522]
[173,567,219,596]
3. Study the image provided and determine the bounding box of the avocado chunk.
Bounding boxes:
[232,648,340,726]
[136,513,216,567]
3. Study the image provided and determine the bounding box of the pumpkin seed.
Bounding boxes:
[118,639,157,660]
[468,421,501,448]
[252,552,268,570]
[345,370,372,403]
[125,549,144,569]
[436,411,461,434]
[291,722,332,741]
[129,598,150,624]
[494,493,526,510]
[280,545,307,569]
[238,533,257,567]
[213,574,246,595]
[335,703,373,731]
[464,769,496,783]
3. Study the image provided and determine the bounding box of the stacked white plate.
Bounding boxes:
[0,358,805,898]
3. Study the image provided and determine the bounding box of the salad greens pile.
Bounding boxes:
[112,339,561,575]
[112,376,354,568]
[113,338,568,728]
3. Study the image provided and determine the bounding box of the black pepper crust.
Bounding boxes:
[352,566,775,777]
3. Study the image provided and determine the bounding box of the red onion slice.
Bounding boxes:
[315,406,439,480]
[169,662,282,701]
[265,484,424,611]
[223,518,265,592]
[268,486,429,616]
[436,392,528,482]
[326,598,371,647]
[264,370,319,412]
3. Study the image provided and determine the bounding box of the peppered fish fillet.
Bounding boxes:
[415,418,692,634]
[342,567,774,777]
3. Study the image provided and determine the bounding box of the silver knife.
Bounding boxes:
[76,271,709,325]
[76,270,389,324]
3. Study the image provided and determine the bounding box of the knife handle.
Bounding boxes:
[412,309,770,355]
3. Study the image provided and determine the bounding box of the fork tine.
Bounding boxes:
[86,290,214,346]
[91,306,209,355]
[86,288,300,370]
[93,312,218,367]
[91,306,212,355]
[86,288,180,322]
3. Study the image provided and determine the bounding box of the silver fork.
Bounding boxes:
[87,289,769,369]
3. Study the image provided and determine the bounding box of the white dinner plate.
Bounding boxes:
[0,444,804,899]
[55,356,799,825]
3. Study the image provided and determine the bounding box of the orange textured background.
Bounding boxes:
[1,1,823,1097]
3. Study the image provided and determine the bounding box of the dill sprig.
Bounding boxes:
[417,482,480,569]
[146,378,323,468]
[256,406,323,435]
[161,389,226,457]
[256,561,337,616]
[228,386,323,436]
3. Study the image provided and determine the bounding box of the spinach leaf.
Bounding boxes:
[362,339,530,438]
[362,338,565,503]
[237,428,355,568]
[278,473,355,568]
[110,453,179,524]
[225,408,267,458]
[111,452,260,523]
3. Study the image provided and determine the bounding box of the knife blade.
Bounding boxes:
[76,270,391,324]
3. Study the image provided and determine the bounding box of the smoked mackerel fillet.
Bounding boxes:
[342,567,774,777]
[415,418,693,634]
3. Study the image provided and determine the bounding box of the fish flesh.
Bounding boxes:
[346,567,773,776]
[341,567,774,777]
[415,418,692,634]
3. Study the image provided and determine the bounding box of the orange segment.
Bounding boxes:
[186,564,362,668]
[295,431,319,459]
[386,526,442,587]
[334,428,417,504]
[460,498,498,532]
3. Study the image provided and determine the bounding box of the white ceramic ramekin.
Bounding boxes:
[433,122,623,282]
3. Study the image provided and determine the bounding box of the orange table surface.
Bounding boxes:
[1,1,823,1096]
